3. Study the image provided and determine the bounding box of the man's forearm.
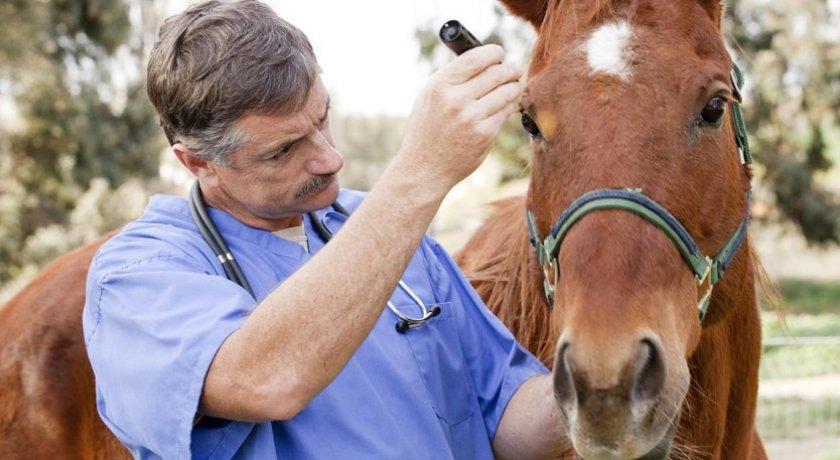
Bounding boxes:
[493,375,570,459]
[201,154,451,421]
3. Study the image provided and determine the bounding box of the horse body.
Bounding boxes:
[0,234,128,459]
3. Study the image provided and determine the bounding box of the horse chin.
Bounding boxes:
[568,421,677,460]
[634,418,678,460]
[563,402,682,460]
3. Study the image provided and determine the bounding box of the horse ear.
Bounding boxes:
[499,0,549,29]
[697,0,725,28]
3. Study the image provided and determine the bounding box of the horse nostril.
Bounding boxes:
[553,342,576,408]
[633,338,666,403]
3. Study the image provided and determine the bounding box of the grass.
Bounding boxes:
[762,312,840,338]
[760,342,840,379]
[762,279,840,315]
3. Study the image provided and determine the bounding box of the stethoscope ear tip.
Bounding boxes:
[429,306,441,318]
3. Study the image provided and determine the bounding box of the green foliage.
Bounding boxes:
[0,0,165,283]
[766,279,840,315]
[728,0,840,243]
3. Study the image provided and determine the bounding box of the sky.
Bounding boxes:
[166,0,523,116]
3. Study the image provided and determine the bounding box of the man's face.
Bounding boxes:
[202,77,344,222]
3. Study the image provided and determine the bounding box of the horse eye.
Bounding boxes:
[521,112,543,139]
[700,96,727,125]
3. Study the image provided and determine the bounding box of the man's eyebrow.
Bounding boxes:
[259,97,331,158]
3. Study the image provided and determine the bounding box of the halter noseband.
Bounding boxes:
[526,63,752,322]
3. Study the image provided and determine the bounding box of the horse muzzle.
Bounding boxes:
[553,332,688,460]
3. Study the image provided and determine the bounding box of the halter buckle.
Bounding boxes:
[696,257,714,320]
[542,257,559,308]
[543,257,558,291]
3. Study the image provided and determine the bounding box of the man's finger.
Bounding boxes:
[476,100,520,136]
[463,62,521,100]
[471,81,522,120]
[441,44,505,84]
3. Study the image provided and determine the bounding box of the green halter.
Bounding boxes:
[527,64,753,322]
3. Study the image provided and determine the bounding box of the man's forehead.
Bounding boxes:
[238,80,329,142]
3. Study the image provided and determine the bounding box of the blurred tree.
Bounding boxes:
[416,1,840,244]
[0,0,166,284]
[728,0,839,244]
[332,114,407,190]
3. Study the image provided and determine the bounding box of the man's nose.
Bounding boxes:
[306,133,344,176]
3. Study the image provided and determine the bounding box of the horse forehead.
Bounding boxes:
[583,20,636,81]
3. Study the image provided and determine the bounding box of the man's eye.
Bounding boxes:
[271,147,292,160]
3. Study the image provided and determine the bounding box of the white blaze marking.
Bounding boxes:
[584,21,634,80]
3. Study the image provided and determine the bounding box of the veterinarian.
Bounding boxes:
[82,1,565,458]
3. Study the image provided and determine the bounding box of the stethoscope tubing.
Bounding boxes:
[189,181,438,332]
[190,183,256,298]
[313,205,441,332]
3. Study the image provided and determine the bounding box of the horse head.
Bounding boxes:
[500,0,753,457]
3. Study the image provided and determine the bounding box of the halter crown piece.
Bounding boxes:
[526,63,753,322]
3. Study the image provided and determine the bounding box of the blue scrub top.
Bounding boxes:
[83,189,547,459]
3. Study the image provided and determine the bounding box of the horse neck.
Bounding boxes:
[458,198,559,365]
[677,240,765,455]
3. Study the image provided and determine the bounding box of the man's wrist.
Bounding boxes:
[382,149,454,206]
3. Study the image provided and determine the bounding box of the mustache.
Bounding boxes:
[295,174,334,198]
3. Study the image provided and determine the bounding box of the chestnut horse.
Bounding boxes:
[456,0,766,458]
[0,233,128,459]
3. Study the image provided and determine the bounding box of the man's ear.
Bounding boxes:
[499,0,549,30]
[172,143,220,187]
[697,0,724,28]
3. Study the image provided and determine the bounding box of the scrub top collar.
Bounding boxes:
[144,191,352,259]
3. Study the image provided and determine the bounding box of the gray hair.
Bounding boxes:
[146,0,320,165]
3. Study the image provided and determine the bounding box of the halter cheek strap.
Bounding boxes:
[731,64,752,164]
[526,63,753,323]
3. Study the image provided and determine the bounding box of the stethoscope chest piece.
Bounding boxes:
[395,305,441,334]
[387,277,442,333]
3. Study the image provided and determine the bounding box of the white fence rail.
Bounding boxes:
[757,337,840,442]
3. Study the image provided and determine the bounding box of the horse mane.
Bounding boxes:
[455,196,557,365]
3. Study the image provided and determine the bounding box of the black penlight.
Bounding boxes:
[439,20,483,55]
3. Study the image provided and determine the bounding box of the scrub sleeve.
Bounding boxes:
[83,252,255,459]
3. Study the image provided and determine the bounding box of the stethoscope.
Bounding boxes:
[188,181,440,333]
